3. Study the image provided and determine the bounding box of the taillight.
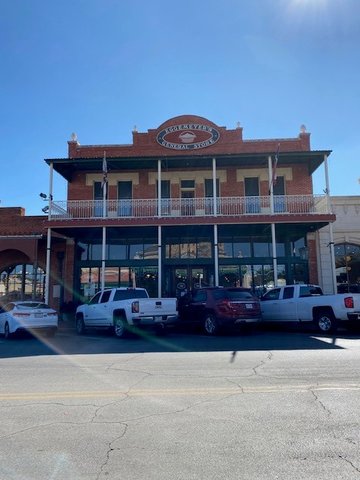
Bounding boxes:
[13,312,30,317]
[132,301,139,313]
[344,297,354,308]
[217,300,231,311]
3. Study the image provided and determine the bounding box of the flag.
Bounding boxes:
[270,143,280,193]
[102,152,108,190]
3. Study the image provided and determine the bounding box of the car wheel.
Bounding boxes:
[316,310,337,333]
[204,314,219,336]
[4,322,11,339]
[76,316,86,335]
[113,314,128,338]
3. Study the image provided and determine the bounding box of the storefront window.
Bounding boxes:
[233,240,251,258]
[0,264,46,301]
[109,244,127,260]
[197,239,212,258]
[218,241,233,258]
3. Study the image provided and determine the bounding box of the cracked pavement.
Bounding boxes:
[0,330,360,479]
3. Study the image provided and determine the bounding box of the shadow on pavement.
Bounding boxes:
[1,323,359,359]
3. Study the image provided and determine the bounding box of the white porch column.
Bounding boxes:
[158,226,162,296]
[101,227,106,291]
[45,227,51,304]
[324,153,337,293]
[44,162,54,304]
[157,159,162,217]
[214,224,219,286]
[268,155,278,287]
[212,157,217,216]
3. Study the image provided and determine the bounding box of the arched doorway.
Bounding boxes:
[335,243,360,288]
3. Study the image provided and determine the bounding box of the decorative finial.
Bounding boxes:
[133,125,137,132]
[70,132,78,142]
[300,124,307,134]
[236,122,241,129]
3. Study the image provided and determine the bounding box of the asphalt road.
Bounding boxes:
[1,326,360,480]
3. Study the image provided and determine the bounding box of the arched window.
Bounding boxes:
[0,264,46,301]
[335,243,360,286]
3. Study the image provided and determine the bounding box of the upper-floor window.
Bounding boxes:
[118,181,132,216]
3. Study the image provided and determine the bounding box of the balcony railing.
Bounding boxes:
[48,195,330,220]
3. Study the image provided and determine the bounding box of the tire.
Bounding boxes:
[76,316,86,335]
[315,310,337,334]
[113,314,128,338]
[204,314,219,336]
[4,322,11,339]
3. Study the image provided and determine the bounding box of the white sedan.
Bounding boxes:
[0,301,58,339]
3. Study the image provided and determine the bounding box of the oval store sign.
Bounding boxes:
[156,123,220,150]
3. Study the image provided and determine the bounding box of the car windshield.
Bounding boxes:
[16,302,51,309]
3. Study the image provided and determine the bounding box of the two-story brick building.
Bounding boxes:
[0,115,336,308]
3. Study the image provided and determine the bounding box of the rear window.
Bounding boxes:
[213,289,255,301]
[113,289,148,301]
[16,302,51,309]
[299,286,323,297]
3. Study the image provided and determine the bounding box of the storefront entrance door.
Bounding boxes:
[170,267,209,297]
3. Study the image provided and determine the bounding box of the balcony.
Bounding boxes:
[47,195,330,221]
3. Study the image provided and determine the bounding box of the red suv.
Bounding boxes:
[178,287,262,335]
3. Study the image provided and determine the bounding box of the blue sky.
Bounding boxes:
[1,0,359,215]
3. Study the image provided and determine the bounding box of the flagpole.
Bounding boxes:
[268,154,278,288]
[101,151,107,291]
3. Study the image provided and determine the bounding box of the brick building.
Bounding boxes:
[0,115,336,309]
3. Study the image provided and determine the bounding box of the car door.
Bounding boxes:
[190,289,208,323]
[97,290,112,326]
[83,291,102,326]
[277,286,297,321]
[260,288,281,321]
[0,305,6,333]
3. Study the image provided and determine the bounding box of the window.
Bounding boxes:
[244,177,260,213]
[299,285,322,297]
[192,289,207,302]
[262,288,281,301]
[94,181,107,217]
[89,292,102,305]
[157,180,171,215]
[283,286,294,299]
[118,181,132,216]
[100,290,111,303]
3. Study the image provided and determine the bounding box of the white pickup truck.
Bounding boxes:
[75,287,178,338]
[260,284,360,333]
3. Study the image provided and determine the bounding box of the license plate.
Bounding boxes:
[155,316,163,322]
[245,303,253,309]
[35,313,43,318]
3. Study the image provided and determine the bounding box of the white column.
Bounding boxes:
[324,153,337,293]
[45,162,54,304]
[101,227,106,291]
[45,227,51,304]
[158,226,162,296]
[48,162,54,219]
[212,157,217,216]
[268,155,278,286]
[157,159,162,217]
[214,224,219,286]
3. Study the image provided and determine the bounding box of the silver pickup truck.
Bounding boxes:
[261,284,360,333]
[76,287,178,338]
